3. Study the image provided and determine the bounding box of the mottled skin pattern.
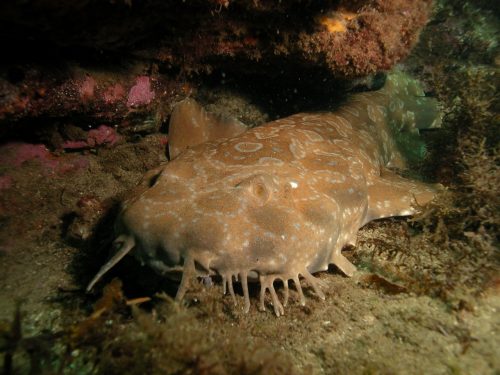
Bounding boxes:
[88,73,441,316]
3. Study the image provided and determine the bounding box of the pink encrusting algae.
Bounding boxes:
[127,76,155,107]
[0,142,89,175]
[0,143,52,167]
[88,125,120,147]
[0,175,13,190]
[79,76,97,101]
[62,125,120,150]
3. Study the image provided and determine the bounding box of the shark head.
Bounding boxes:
[116,147,336,282]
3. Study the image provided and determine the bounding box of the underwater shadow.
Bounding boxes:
[63,200,179,305]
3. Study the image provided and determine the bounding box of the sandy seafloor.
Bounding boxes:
[0,1,498,374]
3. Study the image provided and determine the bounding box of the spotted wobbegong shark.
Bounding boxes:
[87,72,442,316]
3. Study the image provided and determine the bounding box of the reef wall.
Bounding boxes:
[0,0,433,133]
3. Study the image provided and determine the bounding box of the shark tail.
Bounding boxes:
[380,71,442,164]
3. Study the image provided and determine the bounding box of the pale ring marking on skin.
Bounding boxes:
[234,142,264,153]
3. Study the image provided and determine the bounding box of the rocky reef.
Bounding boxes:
[0,0,432,132]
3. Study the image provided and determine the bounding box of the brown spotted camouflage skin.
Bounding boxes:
[88,73,441,316]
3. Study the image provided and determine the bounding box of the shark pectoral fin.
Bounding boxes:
[168,98,248,159]
[331,253,357,277]
[365,169,439,222]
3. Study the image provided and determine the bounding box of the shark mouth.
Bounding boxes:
[86,235,328,316]
[176,252,327,316]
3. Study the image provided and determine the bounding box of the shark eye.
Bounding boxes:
[236,174,273,206]
[252,181,270,204]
